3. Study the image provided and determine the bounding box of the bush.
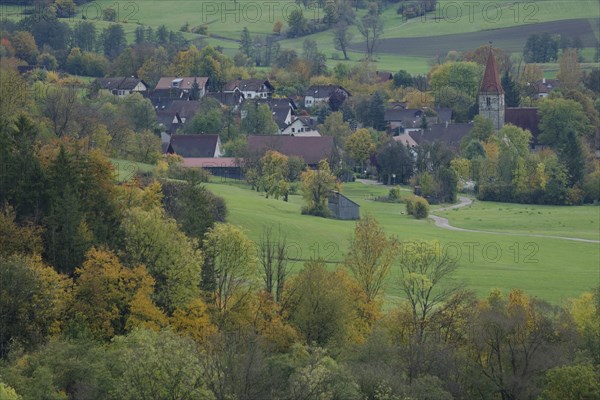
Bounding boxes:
[414,198,429,219]
[167,165,211,183]
[405,196,414,215]
[405,195,429,219]
[191,25,207,35]
[389,186,402,201]
[583,170,600,203]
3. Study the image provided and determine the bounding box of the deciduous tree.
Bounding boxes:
[121,206,202,312]
[345,214,399,303]
[300,160,339,217]
[202,223,258,324]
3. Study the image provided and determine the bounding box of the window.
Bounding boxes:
[291,128,295,133]
[486,97,491,107]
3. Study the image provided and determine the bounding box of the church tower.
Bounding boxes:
[479,46,505,130]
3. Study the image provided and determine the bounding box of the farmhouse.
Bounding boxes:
[154,77,210,99]
[254,98,298,131]
[411,123,474,150]
[385,108,425,132]
[205,91,245,110]
[165,134,224,158]
[281,117,320,137]
[223,78,274,99]
[304,85,351,108]
[530,78,559,99]
[94,77,148,97]
[247,135,337,167]
[328,191,360,220]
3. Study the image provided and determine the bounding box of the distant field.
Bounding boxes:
[3,0,598,74]
[205,180,600,306]
[351,18,599,56]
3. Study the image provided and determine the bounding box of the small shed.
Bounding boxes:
[328,191,360,220]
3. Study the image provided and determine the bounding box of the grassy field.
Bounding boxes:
[437,200,600,241]
[205,180,600,306]
[104,160,599,305]
[5,0,596,74]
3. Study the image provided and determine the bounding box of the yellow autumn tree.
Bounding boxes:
[300,160,340,217]
[260,150,289,200]
[171,297,217,344]
[73,247,167,340]
[345,214,398,305]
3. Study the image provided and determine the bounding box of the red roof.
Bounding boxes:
[505,107,540,140]
[480,47,504,95]
[247,136,336,165]
[182,157,239,168]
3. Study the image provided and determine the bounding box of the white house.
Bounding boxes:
[223,79,274,99]
[94,77,148,98]
[281,117,320,137]
[304,85,350,107]
[154,77,209,99]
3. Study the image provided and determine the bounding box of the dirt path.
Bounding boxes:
[429,197,600,244]
[356,181,599,243]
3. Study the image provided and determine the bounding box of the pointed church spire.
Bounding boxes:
[480,46,504,95]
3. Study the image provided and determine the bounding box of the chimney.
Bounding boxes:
[542,77,546,84]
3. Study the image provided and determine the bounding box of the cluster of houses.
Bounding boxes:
[94,75,350,137]
[91,48,583,220]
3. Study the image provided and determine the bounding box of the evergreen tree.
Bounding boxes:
[101,24,126,60]
[502,70,520,107]
[44,147,91,274]
[190,77,200,100]
[240,27,252,57]
[368,91,386,130]
[134,25,145,44]
[558,128,585,186]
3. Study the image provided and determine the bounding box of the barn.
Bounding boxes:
[328,191,360,220]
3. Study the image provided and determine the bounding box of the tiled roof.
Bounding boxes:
[411,123,473,149]
[304,85,350,98]
[96,77,146,91]
[480,47,504,94]
[167,134,220,158]
[505,107,540,140]
[223,78,274,92]
[247,135,335,165]
[155,77,209,90]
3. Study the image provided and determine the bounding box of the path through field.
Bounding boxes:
[430,197,600,244]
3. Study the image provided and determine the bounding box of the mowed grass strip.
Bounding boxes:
[206,181,600,305]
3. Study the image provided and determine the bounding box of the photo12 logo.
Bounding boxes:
[418,1,540,24]
[0,1,140,23]
[398,240,539,264]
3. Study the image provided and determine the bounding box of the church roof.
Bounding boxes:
[480,47,504,95]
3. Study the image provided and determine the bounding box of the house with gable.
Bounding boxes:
[247,136,337,168]
[281,116,321,137]
[154,77,210,100]
[304,85,351,108]
[165,134,224,158]
[223,78,274,99]
[94,77,148,97]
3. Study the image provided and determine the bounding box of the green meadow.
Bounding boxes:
[204,180,600,306]
[3,0,598,74]
[107,157,599,305]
